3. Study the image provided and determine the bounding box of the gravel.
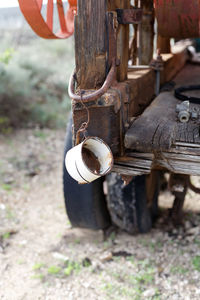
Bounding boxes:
[0,129,200,300]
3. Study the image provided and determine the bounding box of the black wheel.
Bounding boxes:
[63,116,111,230]
[106,171,160,233]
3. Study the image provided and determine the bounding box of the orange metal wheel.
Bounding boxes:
[18,0,77,39]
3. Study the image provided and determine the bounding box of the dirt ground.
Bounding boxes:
[1,129,200,300]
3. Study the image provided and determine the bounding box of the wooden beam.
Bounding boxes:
[157,35,171,53]
[75,0,130,87]
[127,48,188,116]
[125,63,200,154]
[161,52,187,84]
[74,0,107,89]
[113,150,200,176]
[140,0,154,65]
[108,0,130,81]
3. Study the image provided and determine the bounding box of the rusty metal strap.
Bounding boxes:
[18,0,77,39]
[68,60,116,102]
[116,8,143,24]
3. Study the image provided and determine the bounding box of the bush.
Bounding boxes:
[0,36,74,132]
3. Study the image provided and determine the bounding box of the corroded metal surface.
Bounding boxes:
[154,0,200,38]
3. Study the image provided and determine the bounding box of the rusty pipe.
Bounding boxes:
[68,60,116,102]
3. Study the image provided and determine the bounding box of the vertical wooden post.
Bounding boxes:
[108,0,130,81]
[140,0,154,65]
[75,0,131,87]
[129,0,138,66]
[157,35,171,53]
[74,0,107,89]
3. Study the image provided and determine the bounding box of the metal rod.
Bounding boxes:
[68,60,116,102]
[155,70,160,96]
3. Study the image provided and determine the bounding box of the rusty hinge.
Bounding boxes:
[116,8,143,24]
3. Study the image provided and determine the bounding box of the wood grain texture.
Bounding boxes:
[125,63,200,153]
[108,0,130,81]
[157,35,171,53]
[75,0,107,89]
[127,67,155,116]
[113,149,200,176]
[161,52,187,84]
[140,0,154,64]
[125,91,177,151]
[126,49,188,116]
[75,0,130,87]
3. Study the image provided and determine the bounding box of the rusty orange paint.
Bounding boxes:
[18,0,77,39]
[154,0,200,38]
[68,0,77,6]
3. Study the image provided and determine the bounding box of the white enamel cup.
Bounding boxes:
[65,137,113,184]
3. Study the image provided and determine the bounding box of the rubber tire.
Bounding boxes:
[106,173,159,233]
[63,117,111,230]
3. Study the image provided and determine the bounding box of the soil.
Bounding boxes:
[1,129,200,300]
[82,147,100,174]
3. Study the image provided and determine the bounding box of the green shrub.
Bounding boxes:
[0,37,74,131]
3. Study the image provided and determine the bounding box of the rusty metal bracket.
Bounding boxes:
[116,8,143,25]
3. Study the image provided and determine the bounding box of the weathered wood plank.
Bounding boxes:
[125,91,177,151]
[162,152,200,163]
[112,165,150,176]
[140,0,154,65]
[114,157,152,169]
[127,67,155,115]
[126,49,188,116]
[125,63,200,152]
[157,35,171,53]
[161,52,188,84]
[75,0,107,89]
[75,0,131,86]
[108,0,130,81]
[155,158,200,176]
[114,150,200,176]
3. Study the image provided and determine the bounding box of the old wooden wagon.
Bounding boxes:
[19,0,200,233]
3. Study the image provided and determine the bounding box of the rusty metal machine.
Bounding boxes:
[19,0,200,233]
